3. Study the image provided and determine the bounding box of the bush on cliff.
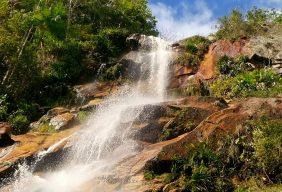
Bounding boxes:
[176,36,211,68]
[211,69,282,99]
[217,55,252,77]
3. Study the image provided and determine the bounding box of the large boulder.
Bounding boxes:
[73,82,118,103]
[30,107,71,131]
[49,113,75,130]
[81,98,103,111]
[0,122,14,147]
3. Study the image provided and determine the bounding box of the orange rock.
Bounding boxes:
[197,39,250,80]
[0,122,11,135]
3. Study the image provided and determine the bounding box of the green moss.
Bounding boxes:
[77,111,91,123]
[38,123,56,133]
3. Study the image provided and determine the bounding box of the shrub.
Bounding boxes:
[185,36,211,55]
[211,69,282,99]
[176,52,200,68]
[251,119,282,183]
[9,113,30,135]
[17,101,41,121]
[176,36,211,68]
[217,55,251,77]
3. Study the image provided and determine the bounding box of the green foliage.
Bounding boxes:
[8,113,30,135]
[0,94,8,121]
[216,8,282,40]
[211,69,282,99]
[217,55,252,77]
[0,0,157,134]
[177,36,211,68]
[251,119,282,183]
[185,36,211,55]
[176,53,200,68]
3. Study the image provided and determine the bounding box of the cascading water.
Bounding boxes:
[2,36,173,192]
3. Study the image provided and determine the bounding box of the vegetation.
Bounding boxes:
[211,69,282,99]
[176,36,211,68]
[216,7,282,40]
[8,113,29,135]
[145,118,282,192]
[0,0,157,133]
[217,55,252,77]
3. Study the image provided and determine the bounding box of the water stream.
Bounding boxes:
[3,36,173,192]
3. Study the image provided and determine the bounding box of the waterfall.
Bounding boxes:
[3,36,173,192]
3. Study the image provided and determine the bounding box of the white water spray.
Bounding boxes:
[3,36,173,192]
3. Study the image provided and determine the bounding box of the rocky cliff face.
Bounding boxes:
[170,26,282,91]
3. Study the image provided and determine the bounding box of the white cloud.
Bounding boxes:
[150,0,217,42]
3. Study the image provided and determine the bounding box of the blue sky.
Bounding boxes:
[149,0,282,40]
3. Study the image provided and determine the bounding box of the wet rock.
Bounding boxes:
[73,82,118,103]
[0,122,14,147]
[136,105,170,123]
[0,126,80,182]
[81,98,103,111]
[131,118,171,143]
[49,113,75,130]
